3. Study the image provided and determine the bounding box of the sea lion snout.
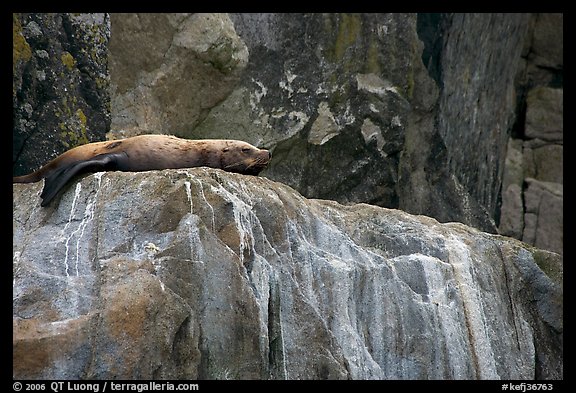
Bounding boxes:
[245,147,271,174]
[254,148,272,168]
[261,149,272,165]
[259,149,271,160]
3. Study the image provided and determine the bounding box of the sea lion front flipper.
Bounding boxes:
[40,152,127,207]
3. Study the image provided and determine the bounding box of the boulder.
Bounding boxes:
[522,178,563,255]
[523,140,563,184]
[13,168,562,379]
[529,13,563,70]
[525,87,563,142]
[499,183,524,240]
[108,13,248,138]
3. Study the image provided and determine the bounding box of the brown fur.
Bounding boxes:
[13,134,271,206]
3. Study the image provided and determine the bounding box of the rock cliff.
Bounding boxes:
[14,13,562,255]
[13,13,111,177]
[105,13,562,255]
[13,169,562,379]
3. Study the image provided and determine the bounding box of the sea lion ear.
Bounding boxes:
[222,147,230,152]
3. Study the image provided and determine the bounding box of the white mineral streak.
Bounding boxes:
[197,175,292,378]
[62,183,83,277]
[418,253,471,378]
[194,178,215,232]
[184,180,193,213]
[286,111,310,136]
[250,79,268,110]
[61,173,104,277]
[74,173,103,276]
[183,179,204,263]
[13,251,21,287]
[445,233,499,379]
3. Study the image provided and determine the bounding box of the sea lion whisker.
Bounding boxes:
[247,159,269,169]
[224,162,244,170]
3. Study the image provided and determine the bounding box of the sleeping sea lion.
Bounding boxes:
[13,134,271,206]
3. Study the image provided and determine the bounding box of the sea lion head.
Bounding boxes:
[221,141,271,175]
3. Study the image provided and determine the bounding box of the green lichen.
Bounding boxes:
[531,248,563,285]
[207,39,238,74]
[76,107,87,126]
[94,76,109,91]
[59,96,71,117]
[61,51,76,71]
[59,125,70,149]
[76,108,89,141]
[324,13,362,64]
[402,37,418,100]
[57,102,90,149]
[364,38,381,76]
[334,13,361,61]
[61,108,89,147]
[13,14,32,71]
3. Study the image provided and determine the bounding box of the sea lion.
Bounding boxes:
[13,134,271,207]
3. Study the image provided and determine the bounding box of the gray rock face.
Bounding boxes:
[499,137,563,255]
[434,14,528,221]
[107,13,535,236]
[499,87,563,254]
[525,87,563,142]
[498,13,562,256]
[523,140,563,184]
[13,169,562,379]
[210,13,418,210]
[13,13,111,177]
[530,13,563,70]
[108,13,248,138]
[522,179,563,255]
[398,14,530,235]
[14,12,561,260]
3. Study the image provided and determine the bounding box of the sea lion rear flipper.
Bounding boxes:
[40,152,126,207]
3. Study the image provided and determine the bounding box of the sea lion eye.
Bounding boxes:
[242,147,251,153]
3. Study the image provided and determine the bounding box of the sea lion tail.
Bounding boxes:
[13,172,43,183]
